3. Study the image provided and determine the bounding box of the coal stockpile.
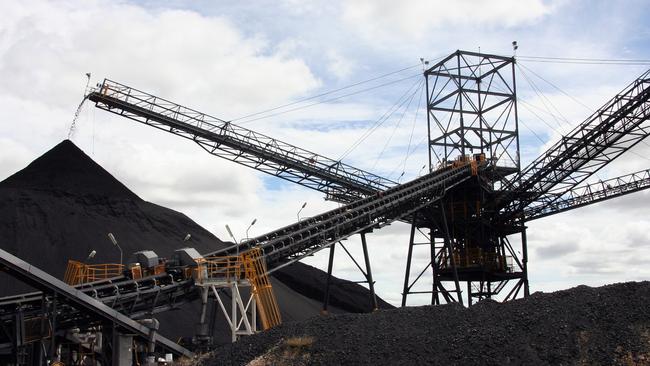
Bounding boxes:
[0,140,389,343]
[273,261,393,313]
[207,281,650,366]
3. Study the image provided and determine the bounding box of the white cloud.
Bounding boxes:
[326,49,356,80]
[342,0,558,43]
[0,0,320,115]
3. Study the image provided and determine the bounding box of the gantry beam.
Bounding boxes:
[88,80,395,203]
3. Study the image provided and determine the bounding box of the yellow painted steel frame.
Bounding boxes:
[64,260,124,285]
[198,250,282,331]
[242,249,282,330]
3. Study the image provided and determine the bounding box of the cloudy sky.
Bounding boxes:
[1,0,649,306]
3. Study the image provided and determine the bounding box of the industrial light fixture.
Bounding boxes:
[107,232,123,266]
[225,225,236,242]
[225,224,239,255]
[297,202,307,221]
[183,233,191,242]
[86,250,96,261]
[245,219,257,241]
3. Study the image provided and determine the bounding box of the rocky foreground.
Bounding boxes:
[198,281,650,366]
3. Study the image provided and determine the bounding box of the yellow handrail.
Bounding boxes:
[64,260,124,285]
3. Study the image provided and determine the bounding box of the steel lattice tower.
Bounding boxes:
[401,51,528,306]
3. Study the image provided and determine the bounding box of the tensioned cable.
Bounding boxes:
[234,54,448,125]
[517,62,650,162]
[337,77,424,161]
[398,77,427,177]
[519,56,650,61]
[237,73,422,125]
[486,71,566,137]
[371,79,424,172]
[231,63,422,123]
[519,61,650,156]
[383,77,427,180]
[519,118,547,146]
[516,60,650,65]
[517,64,570,131]
[517,62,593,112]
[517,55,650,66]
[386,134,428,180]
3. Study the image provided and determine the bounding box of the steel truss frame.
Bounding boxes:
[0,248,192,363]
[0,275,197,325]
[400,51,528,307]
[210,163,478,269]
[196,282,257,344]
[400,199,528,307]
[322,231,379,313]
[525,168,650,220]
[88,80,395,203]
[501,69,650,218]
[424,50,521,173]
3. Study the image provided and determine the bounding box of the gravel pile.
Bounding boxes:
[206,281,650,365]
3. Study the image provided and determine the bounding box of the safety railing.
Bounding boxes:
[440,249,510,272]
[195,256,244,283]
[64,260,125,285]
[193,251,281,330]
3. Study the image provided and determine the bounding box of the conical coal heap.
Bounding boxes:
[1,139,139,199]
[0,140,391,344]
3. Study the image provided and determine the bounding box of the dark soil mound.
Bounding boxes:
[0,140,389,344]
[207,281,650,366]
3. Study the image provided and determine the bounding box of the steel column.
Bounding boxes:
[360,233,378,311]
[322,243,336,313]
[401,222,417,307]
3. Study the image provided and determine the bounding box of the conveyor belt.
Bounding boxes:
[210,162,478,271]
[500,69,650,218]
[0,247,192,357]
[88,80,396,203]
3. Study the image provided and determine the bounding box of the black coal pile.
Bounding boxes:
[207,281,650,366]
[0,140,390,343]
[273,261,393,313]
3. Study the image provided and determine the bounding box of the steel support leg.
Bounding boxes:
[401,222,417,307]
[231,283,237,343]
[322,243,336,313]
[49,294,57,363]
[360,232,378,311]
[440,204,463,306]
[430,228,439,305]
[521,227,530,297]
